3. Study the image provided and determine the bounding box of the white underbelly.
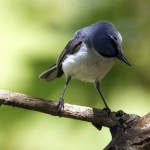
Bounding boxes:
[62,43,115,82]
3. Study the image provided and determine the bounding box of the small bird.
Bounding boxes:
[39,21,130,112]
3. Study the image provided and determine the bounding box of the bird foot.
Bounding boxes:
[103,106,111,116]
[57,98,64,115]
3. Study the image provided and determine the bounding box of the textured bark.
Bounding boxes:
[105,112,150,150]
[0,90,150,150]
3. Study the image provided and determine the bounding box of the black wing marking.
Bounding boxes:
[39,31,85,81]
[57,31,85,67]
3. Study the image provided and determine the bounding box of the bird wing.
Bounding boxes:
[39,30,85,81]
[57,31,85,67]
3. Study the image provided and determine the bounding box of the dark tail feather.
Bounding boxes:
[39,65,63,81]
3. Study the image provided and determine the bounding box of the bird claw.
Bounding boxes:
[58,98,64,115]
[103,107,111,116]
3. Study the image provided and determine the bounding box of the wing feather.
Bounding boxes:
[39,30,86,81]
[57,31,85,67]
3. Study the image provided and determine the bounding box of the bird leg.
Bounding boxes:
[58,76,71,113]
[95,81,111,113]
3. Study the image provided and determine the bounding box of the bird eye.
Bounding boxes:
[109,34,118,42]
[113,36,117,41]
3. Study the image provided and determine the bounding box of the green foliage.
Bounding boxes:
[0,0,150,149]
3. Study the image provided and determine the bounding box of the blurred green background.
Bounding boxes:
[0,0,150,149]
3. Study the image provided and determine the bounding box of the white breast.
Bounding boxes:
[62,43,115,82]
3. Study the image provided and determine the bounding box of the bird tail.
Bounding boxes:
[39,64,63,81]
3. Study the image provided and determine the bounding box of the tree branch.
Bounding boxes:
[0,90,150,149]
[0,90,118,127]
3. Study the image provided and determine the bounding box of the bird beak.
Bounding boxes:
[117,52,131,66]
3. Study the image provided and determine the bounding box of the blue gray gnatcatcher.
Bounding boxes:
[39,21,131,112]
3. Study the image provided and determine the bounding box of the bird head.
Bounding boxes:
[88,21,131,66]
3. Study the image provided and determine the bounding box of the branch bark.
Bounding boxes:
[0,90,150,150]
